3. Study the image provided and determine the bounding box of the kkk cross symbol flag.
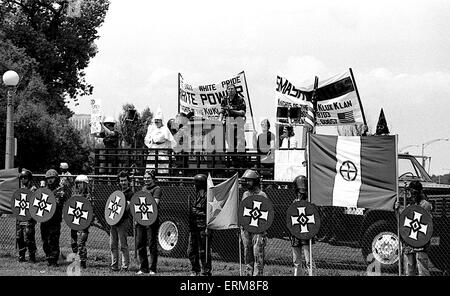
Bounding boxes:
[238,195,274,233]
[63,195,94,231]
[130,191,158,226]
[29,188,56,223]
[11,188,32,222]
[339,161,358,181]
[104,191,126,226]
[286,200,321,240]
[400,205,433,248]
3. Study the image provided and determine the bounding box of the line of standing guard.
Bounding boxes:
[13,165,432,276]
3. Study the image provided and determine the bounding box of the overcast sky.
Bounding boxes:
[71,0,450,175]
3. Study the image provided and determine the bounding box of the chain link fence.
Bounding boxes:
[1,174,449,276]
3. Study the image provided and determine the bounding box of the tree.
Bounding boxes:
[0,0,110,117]
[0,30,49,169]
[12,100,89,172]
[1,28,89,172]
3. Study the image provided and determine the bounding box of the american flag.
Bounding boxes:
[337,111,355,124]
[304,101,315,132]
[305,76,319,132]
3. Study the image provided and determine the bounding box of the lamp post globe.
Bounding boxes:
[2,70,20,86]
[3,70,20,169]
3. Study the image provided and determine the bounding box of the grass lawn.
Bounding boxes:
[0,215,415,276]
[0,248,367,276]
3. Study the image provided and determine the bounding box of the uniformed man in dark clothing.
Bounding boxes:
[41,169,69,266]
[395,181,433,276]
[16,169,37,263]
[290,175,315,275]
[70,174,93,269]
[219,84,246,153]
[136,170,161,275]
[187,174,212,276]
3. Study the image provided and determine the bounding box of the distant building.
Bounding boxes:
[70,114,91,131]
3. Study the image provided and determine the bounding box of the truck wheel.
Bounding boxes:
[362,220,399,271]
[158,219,189,258]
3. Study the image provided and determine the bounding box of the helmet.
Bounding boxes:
[19,169,33,180]
[45,169,59,179]
[193,174,207,190]
[242,169,259,180]
[293,175,308,193]
[193,174,207,183]
[408,181,423,192]
[75,175,89,184]
[103,116,116,124]
[60,162,69,170]
[144,169,156,179]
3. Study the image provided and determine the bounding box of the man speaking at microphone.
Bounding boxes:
[219,84,246,154]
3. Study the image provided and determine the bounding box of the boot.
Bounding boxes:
[47,259,58,267]
[18,255,26,262]
[29,253,36,263]
[80,261,87,269]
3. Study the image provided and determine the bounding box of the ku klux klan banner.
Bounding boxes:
[178,71,255,131]
[309,134,397,210]
[276,69,366,126]
[275,75,313,125]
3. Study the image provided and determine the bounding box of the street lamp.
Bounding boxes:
[2,70,20,169]
[421,138,449,168]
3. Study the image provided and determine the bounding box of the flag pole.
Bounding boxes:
[238,230,242,276]
[349,68,367,126]
[237,173,242,276]
[395,134,402,276]
[178,73,181,113]
[306,76,318,276]
[205,227,209,271]
[241,71,256,132]
[307,132,313,277]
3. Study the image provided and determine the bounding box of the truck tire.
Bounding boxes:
[362,220,399,271]
[158,218,189,258]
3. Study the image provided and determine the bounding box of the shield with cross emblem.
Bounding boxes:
[285,200,321,240]
[29,188,57,223]
[400,204,433,248]
[63,195,94,231]
[130,191,158,226]
[10,188,33,222]
[104,191,127,226]
[238,195,274,233]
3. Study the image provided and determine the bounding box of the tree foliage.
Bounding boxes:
[0,0,110,173]
[0,0,110,116]
[14,101,89,172]
[430,173,450,185]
